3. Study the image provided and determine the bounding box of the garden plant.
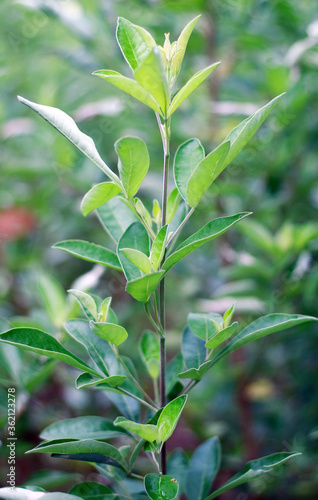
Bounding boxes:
[1,15,317,500]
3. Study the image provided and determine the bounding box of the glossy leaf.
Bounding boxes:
[150,225,168,271]
[140,330,160,379]
[121,248,151,274]
[75,373,126,389]
[115,136,150,197]
[157,395,187,443]
[169,63,220,116]
[18,96,121,187]
[163,213,250,272]
[174,139,205,203]
[97,195,138,243]
[166,188,181,224]
[27,439,127,470]
[0,328,100,377]
[93,70,162,115]
[185,437,221,500]
[170,15,201,76]
[53,240,121,271]
[90,322,128,346]
[182,326,206,370]
[118,223,150,281]
[207,452,301,499]
[167,449,188,496]
[68,289,98,322]
[81,182,121,217]
[144,473,178,500]
[116,17,156,71]
[40,416,128,441]
[126,271,165,302]
[134,48,170,116]
[186,141,230,207]
[222,93,285,168]
[205,322,238,350]
[114,416,158,442]
[188,313,222,341]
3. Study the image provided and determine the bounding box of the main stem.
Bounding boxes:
[159,117,170,475]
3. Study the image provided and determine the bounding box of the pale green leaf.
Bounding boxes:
[174,138,204,203]
[40,415,128,441]
[90,322,128,346]
[121,248,151,274]
[178,361,212,381]
[118,222,150,281]
[68,289,98,321]
[166,188,181,224]
[81,182,121,217]
[157,395,187,443]
[171,15,201,76]
[18,96,121,187]
[139,330,160,379]
[223,303,236,328]
[99,297,112,322]
[144,473,178,500]
[126,271,165,302]
[116,17,156,71]
[37,272,66,328]
[115,136,150,197]
[188,313,222,342]
[150,225,168,271]
[185,437,221,500]
[53,240,121,271]
[114,416,158,442]
[75,372,126,389]
[97,195,138,243]
[205,322,238,350]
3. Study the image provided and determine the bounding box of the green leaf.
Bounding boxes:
[173,139,205,203]
[90,322,128,346]
[134,48,170,116]
[186,141,230,207]
[116,17,156,71]
[115,136,150,198]
[205,322,238,350]
[18,96,121,187]
[144,473,178,500]
[167,449,188,496]
[166,353,184,395]
[157,395,187,443]
[163,213,250,273]
[118,223,150,281]
[185,437,221,500]
[68,289,98,321]
[223,303,236,328]
[210,313,318,367]
[150,225,168,271]
[114,416,158,442]
[40,416,128,441]
[178,361,212,381]
[27,439,127,470]
[53,240,121,271]
[206,452,301,499]
[37,272,66,328]
[139,330,160,379]
[170,15,201,76]
[93,70,162,115]
[0,489,84,500]
[188,313,222,342]
[166,188,181,224]
[97,195,138,243]
[182,326,206,370]
[222,93,285,168]
[169,63,220,116]
[121,248,151,274]
[69,482,115,500]
[75,373,126,389]
[0,328,100,377]
[100,297,112,322]
[81,182,121,217]
[126,271,165,302]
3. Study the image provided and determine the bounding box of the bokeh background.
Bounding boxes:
[1,0,318,498]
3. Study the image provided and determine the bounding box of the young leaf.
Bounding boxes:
[53,240,121,271]
[206,452,301,499]
[223,303,236,328]
[134,48,170,117]
[178,360,212,381]
[90,322,128,346]
[115,137,150,198]
[97,195,138,243]
[144,473,178,500]
[182,326,206,370]
[81,182,121,217]
[166,188,181,224]
[116,17,156,71]
[157,395,187,443]
[100,297,112,322]
[27,439,127,470]
[18,96,121,187]
[205,322,238,350]
[188,313,222,341]
[75,373,126,389]
[163,213,251,272]
[93,70,162,115]
[0,328,100,377]
[169,62,220,116]
[174,138,205,203]
[68,289,98,322]
[126,271,165,303]
[121,248,151,274]
[171,15,201,76]
[185,437,221,500]
[40,416,128,441]
[139,331,160,379]
[222,93,285,168]
[114,416,158,443]
[186,141,230,207]
[118,222,150,281]
[150,225,168,271]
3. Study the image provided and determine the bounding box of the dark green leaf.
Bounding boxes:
[118,223,150,281]
[53,240,121,271]
[40,416,128,441]
[144,474,178,500]
[115,137,150,198]
[126,272,165,303]
[185,437,221,500]
[69,482,115,500]
[182,326,206,370]
[167,449,188,496]
[174,139,204,203]
[97,196,138,243]
[81,182,121,217]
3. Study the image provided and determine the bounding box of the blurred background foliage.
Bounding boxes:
[1,0,318,498]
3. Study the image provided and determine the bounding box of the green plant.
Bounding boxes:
[1,15,316,500]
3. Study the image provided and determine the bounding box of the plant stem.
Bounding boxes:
[145,301,163,337]
[166,206,195,249]
[118,387,158,413]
